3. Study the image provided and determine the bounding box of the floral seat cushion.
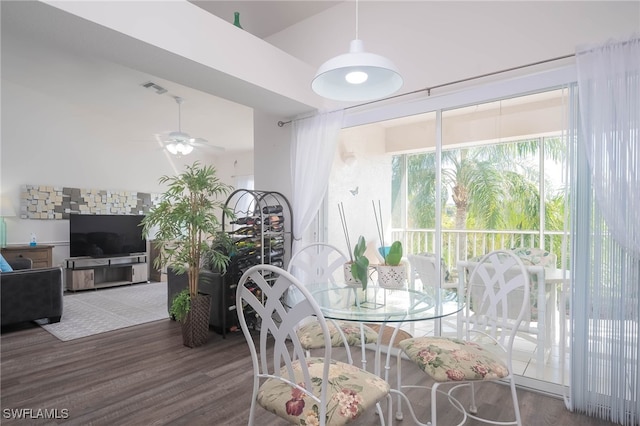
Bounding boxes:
[257,357,389,425]
[297,320,378,350]
[399,337,509,382]
[508,248,557,269]
[468,248,556,269]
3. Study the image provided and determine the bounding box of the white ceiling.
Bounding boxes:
[5,1,634,157]
[190,1,342,39]
[1,1,341,154]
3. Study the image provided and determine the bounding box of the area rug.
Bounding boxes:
[39,282,168,341]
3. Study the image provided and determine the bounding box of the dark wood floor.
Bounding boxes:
[1,319,614,426]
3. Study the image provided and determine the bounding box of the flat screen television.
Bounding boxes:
[69,214,146,258]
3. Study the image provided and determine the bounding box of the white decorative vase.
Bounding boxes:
[343,263,362,287]
[376,264,407,289]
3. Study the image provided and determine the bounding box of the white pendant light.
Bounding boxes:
[312,0,402,102]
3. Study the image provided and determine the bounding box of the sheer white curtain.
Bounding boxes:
[577,35,640,256]
[571,34,640,425]
[290,110,344,254]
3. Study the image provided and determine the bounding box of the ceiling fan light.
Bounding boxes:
[181,144,194,155]
[166,143,179,155]
[165,142,194,156]
[312,39,403,102]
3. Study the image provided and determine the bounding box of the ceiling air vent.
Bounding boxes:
[141,81,167,95]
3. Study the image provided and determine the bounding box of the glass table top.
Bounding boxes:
[306,283,463,323]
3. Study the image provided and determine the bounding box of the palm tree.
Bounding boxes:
[396,137,566,261]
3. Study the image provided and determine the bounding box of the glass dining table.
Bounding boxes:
[306,282,464,379]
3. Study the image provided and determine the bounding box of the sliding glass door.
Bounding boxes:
[326,71,575,394]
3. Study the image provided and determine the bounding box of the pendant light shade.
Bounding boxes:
[312,39,403,102]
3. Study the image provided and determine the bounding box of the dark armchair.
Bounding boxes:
[1,258,64,327]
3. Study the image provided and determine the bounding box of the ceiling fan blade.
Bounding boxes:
[169,131,191,142]
[189,137,225,152]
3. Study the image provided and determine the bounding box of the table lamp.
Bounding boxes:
[0,196,16,248]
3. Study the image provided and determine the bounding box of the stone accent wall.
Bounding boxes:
[20,185,160,219]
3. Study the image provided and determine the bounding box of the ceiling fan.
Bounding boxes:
[160,96,224,156]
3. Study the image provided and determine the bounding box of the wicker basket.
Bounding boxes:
[181,293,211,348]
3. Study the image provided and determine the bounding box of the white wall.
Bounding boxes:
[253,110,292,202]
[215,149,255,193]
[327,125,391,262]
[0,78,235,266]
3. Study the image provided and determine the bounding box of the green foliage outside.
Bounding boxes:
[392,137,567,267]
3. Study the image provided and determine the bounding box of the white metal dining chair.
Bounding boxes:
[287,242,379,369]
[460,259,552,370]
[506,247,557,369]
[407,253,458,336]
[395,250,530,426]
[236,264,392,426]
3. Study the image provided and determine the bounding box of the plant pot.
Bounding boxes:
[343,263,363,287]
[376,264,407,289]
[181,293,212,348]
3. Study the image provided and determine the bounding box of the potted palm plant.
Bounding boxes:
[142,161,234,348]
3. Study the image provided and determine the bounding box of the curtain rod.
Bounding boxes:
[277,52,575,127]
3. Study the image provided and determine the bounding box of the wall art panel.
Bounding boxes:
[20,185,160,219]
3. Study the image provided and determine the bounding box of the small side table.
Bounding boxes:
[1,245,54,269]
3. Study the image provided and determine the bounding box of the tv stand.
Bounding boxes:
[65,254,148,291]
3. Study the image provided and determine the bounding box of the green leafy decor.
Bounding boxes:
[169,289,191,322]
[141,161,234,323]
[339,202,370,289]
[351,235,370,289]
[373,200,403,266]
[385,240,403,266]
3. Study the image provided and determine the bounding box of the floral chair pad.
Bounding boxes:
[297,321,378,350]
[399,337,509,382]
[508,248,557,269]
[257,357,390,425]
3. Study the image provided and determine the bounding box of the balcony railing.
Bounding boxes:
[391,228,568,278]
